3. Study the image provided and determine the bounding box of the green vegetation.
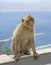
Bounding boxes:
[0,43,3,54]
[0,42,12,55]
[4,47,11,55]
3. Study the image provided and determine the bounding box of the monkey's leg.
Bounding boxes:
[11,41,21,59]
[14,43,22,59]
[23,42,31,55]
[23,50,31,55]
[11,43,18,59]
[11,42,16,59]
[20,51,25,56]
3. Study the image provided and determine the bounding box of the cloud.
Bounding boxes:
[0,0,51,11]
[0,0,39,3]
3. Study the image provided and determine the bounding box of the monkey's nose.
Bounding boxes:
[30,23,34,26]
[30,24,34,27]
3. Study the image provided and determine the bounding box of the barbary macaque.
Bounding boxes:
[11,15,39,59]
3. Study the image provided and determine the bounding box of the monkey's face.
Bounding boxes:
[24,20,34,28]
[22,15,34,29]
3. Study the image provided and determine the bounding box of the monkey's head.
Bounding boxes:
[22,15,34,29]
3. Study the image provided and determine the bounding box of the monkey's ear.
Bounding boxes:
[22,19,24,23]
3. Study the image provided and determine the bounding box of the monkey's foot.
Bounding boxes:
[24,50,31,55]
[20,52,24,56]
[34,52,39,59]
[16,54,20,59]
[13,54,21,60]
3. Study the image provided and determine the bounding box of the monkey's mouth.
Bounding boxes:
[30,24,34,27]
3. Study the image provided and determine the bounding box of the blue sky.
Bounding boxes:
[0,0,51,11]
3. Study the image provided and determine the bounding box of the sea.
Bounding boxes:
[0,11,51,50]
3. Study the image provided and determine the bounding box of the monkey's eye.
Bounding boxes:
[26,21,30,24]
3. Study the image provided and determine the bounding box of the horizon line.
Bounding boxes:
[0,9,51,12]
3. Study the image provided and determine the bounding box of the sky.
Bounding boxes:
[0,0,51,3]
[0,0,40,3]
[0,0,51,11]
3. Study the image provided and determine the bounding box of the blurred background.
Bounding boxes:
[0,0,51,54]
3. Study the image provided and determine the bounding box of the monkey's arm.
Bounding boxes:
[31,29,38,55]
[31,33,39,58]
[31,36,36,54]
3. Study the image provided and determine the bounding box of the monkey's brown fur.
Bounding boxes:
[11,15,39,59]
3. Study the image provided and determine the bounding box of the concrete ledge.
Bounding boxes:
[0,54,15,65]
[0,48,51,65]
[9,48,51,59]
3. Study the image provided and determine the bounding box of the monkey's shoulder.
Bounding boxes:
[12,24,24,36]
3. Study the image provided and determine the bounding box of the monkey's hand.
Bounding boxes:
[33,52,39,59]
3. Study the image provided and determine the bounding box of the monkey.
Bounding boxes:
[11,15,39,59]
